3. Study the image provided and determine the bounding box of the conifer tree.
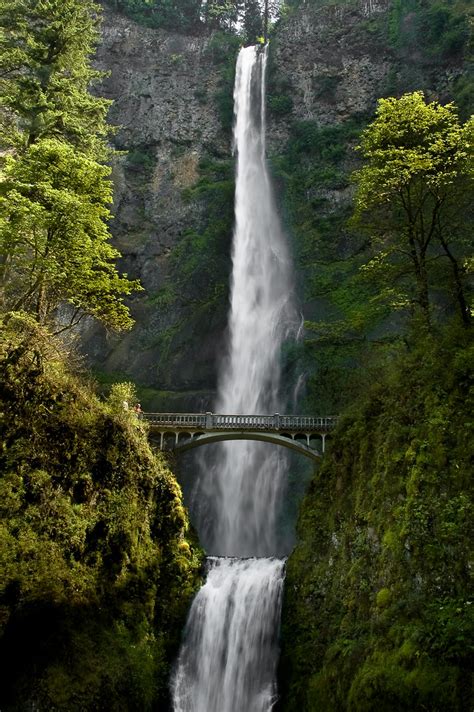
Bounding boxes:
[0,0,141,330]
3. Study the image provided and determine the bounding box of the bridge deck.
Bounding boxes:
[143,412,336,433]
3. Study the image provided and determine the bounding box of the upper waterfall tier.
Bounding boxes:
[194,44,297,558]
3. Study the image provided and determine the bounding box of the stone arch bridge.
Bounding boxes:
[143,412,337,462]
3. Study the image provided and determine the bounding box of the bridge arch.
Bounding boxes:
[150,430,321,462]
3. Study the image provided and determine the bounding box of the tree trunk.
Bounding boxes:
[407,227,431,329]
[438,234,471,327]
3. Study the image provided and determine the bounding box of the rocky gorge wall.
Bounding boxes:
[84,0,470,415]
[81,0,471,476]
[82,8,234,409]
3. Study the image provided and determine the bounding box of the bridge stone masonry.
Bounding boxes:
[142,412,337,462]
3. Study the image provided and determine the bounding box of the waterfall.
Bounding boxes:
[172,45,296,711]
[172,557,285,712]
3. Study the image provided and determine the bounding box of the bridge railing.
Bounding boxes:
[279,415,336,430]
[213,414,274,429]
[143,412,337,432]
[143,413,207,427]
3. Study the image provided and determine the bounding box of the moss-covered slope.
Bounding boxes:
[279,327,473,711]
[0,314,202,711]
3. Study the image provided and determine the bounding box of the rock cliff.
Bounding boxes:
[84,0,470,413]
[82,8,233,409]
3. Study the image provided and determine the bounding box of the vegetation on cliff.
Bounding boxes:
[105,0,266,41]
[351,92,472,328]
[0,2,203,709]
[0,314,202,710]
[279,325,473,711]
[279,86,473,712]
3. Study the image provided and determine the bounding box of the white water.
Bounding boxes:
[172,45,296,712]
[172,557,285,712]
[197,44,296,558]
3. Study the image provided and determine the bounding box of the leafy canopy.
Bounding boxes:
[351,91,473,327]
[0,0,141,330]
[0,140,140,330]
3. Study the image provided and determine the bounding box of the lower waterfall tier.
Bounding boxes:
[171,557,285,712]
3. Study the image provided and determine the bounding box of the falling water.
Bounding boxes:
[198,44,296,557]
[172,45,296,711]
[172,557,285,712]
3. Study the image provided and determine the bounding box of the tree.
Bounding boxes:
[243,0,263,44]
[205,0,241,32]
[106,0,204,33]
[0,0,111,157]
[0,0,141,330]
[351,92,473,328]
[0,140,141,330]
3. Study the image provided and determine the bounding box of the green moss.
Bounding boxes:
[376,588,391,609]
[0,313,203,710]
[279,326,474,711]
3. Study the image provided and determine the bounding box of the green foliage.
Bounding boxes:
[267,93,293,116]
[0,139,142,329]
[107,381,138,413]
[288,118,362,168]
[383,0,474,118]
[0,0,111,156]
[388,0,472,61]
[279,325,474,711]
[0,0,140,331]
[416,3,470,58]
[243,0,263,44]
[105,0,203,33]
[205,30,240,62]
[0,313,203,710]
[351,92,473,327]
[204,0,240,32]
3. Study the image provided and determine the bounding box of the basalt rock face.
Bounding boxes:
[264,0,470,413]
[268,0,391,139]
[84,1,469,412]
[267,0,465,141]
[81,8,232,409]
